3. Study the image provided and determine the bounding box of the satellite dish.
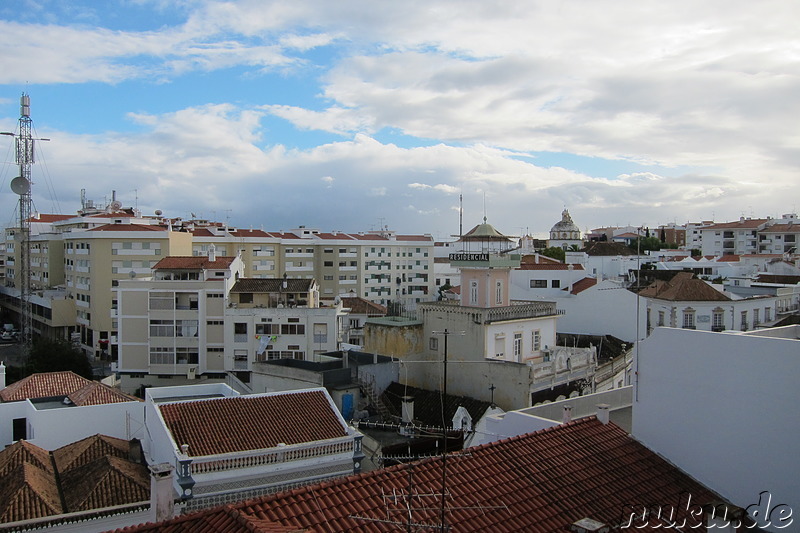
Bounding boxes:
[110,200,122,211]
[10,176,30,195]
[154,209,163,216]
[128,271,137,279]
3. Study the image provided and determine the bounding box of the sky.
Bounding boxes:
[0,0,797,241]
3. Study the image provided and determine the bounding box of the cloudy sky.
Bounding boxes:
[0,1,797,240]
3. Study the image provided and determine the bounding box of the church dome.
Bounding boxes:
[550,209,581,239]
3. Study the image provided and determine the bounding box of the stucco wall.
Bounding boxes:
[633,327,799,525]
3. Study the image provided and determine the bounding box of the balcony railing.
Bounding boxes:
[188,438,354,475]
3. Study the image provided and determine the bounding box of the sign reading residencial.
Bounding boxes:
[449,253,489,261]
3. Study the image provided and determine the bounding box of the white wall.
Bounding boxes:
[556,279,646,342]
[0,400,145,450]
[633,327,800,530]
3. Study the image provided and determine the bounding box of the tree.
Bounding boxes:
[540,247,565,262]
[628,236,664,253]
[26,338,94,379]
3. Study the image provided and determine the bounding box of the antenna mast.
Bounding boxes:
[10,94,35,346]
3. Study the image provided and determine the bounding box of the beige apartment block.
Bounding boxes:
[64,223,192,358]
[190,225,434,307]
[116,252,242,394]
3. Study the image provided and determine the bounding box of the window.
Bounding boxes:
[753,309,760,327]
[281,324,305,335]
[176,320,199,337]
[765,307,771,322]
[741,311,748,331]
[513,333,522,358]
[429,337,438,351]
[149,319,175,337]
[551,280,561,288]
[682,309,695,329]
[494,334,505,357]
[496,280,503,305]
[657,311,665,327]
[234,323,247,334]
[530,280,547,288]
[712,309,725,331]
[13,418,27,441]
[149,347,174,365]
[469,280,479,305]
[239,293,253,304]
[324,261,333,267]
[532,330,541,352]
[313,323,328,344]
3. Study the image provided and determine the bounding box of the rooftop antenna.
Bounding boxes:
[459,191,463,239]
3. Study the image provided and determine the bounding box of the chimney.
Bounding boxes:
[0,361,5,390]
[562,404,573,424]
[149,463,175,523]
[207,244,216,262]
[401,395,415,424]
[596,403,610,425]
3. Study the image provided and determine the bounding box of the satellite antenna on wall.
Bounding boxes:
[128,271,137,279]
[155,209,163,216]
[110,200,122,211]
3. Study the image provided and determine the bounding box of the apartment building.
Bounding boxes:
[190,225,435,307]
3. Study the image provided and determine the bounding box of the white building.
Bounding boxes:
[143,383,365,511]
[547,209,583,250]
[640,272,783,333]
[633,326,800,528]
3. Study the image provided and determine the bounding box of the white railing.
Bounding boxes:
[189,438,354,475]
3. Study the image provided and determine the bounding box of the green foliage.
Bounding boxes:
[690,248,702,258]
[628,236,665,253]
[26,338,94,379]
[540,247,566,262]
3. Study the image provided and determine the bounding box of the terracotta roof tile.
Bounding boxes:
[0,463,63,523]
[118,418,724,532]
[517,263,584,271]
[761,223,800,233]
[340,296,387,315]
[582,242,637,256]
[0,441,53,477]
[68,381,141,406]
[52,434,132,472]
[567,277,597,295]
[153,256,235,270]
[716,254,740,262]
[639,272,730,302]
[0,371,90,402]
[59,456,149,512]
[231,278,314,293]
[703,218,769,229]
[88,223,166,232]
[30,214,73,223]
[158,390,348,457]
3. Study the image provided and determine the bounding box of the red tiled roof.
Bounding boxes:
[88,223,166,232]
[716,254,740,262]
[158,391,348,457]
[340,296,387,316]
[59,455,149,512]
[30,214,73,223]
[639,272,729,302]
[231,229,274,238]
[88,211,137,218]
[153,256,235,270]
[760,223,800,233]
[0,371,91,402]
[52,434,132,472]
[0,441,53,477]
[68,381,141,406]
[567,277,597,295]
[314,233,356,240]
[703,218,768,229]
[231,278,315,293]
[0,463,62,523]
[118,418,724,532]
[518,263,584,271]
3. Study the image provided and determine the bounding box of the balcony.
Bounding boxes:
[188,438,355,475]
